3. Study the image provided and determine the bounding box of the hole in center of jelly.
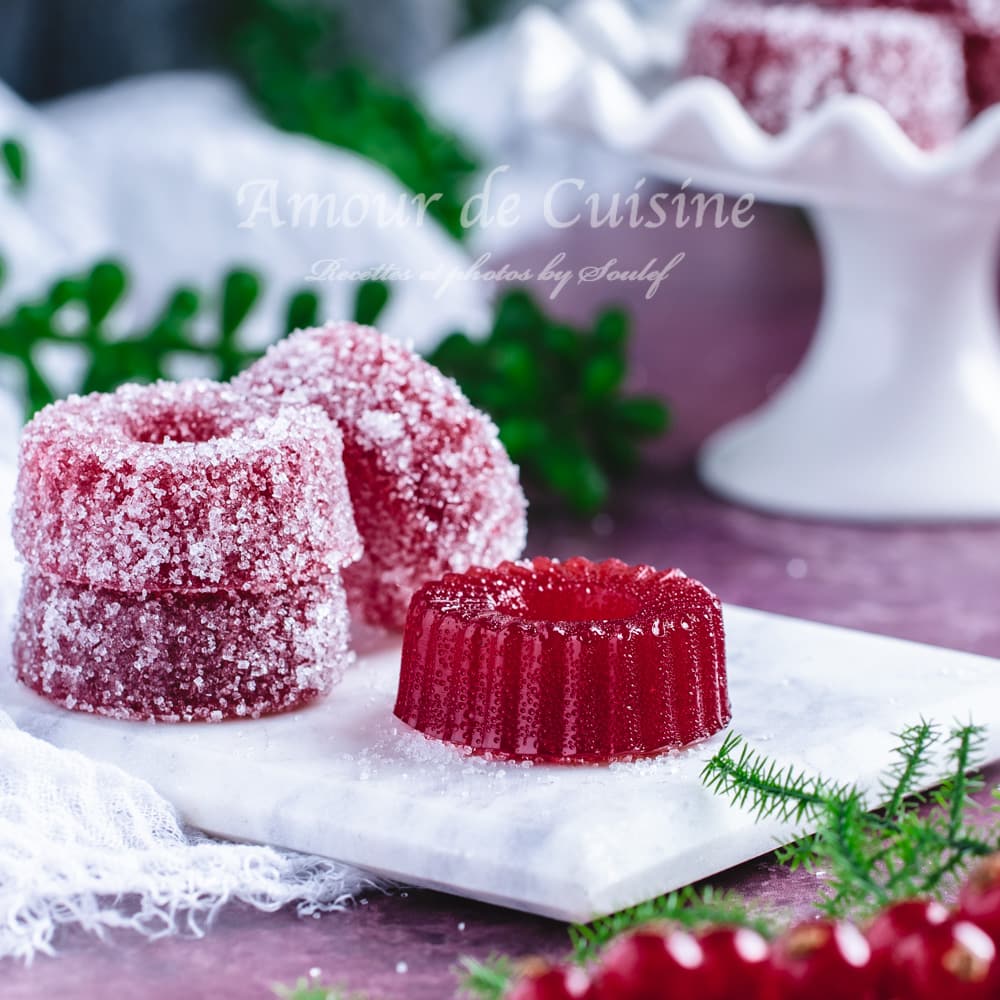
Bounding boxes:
[501,584,641,624]
[127,410,231,445]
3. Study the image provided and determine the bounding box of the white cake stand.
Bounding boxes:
[516,4,1000,521]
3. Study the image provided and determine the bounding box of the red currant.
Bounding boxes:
[766,921,877,1000]
[695,926,770,999]
[508,963,592,1000]
[883,917,998,999]
[589,928,703,1000]
[865,899,950,992]
[958,854,1000,945]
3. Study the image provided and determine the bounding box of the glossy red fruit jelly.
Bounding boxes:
[394,557,729,763]
[681,4,968,149]
[767,921,877,1000]
[14,571,351,722]
[696,927,770,1000]
[14,380,361,593]
[589,929,704,1000]
[234,322,527,630]
[508,964,592,1000]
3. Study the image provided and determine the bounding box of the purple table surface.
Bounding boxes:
[6,202,1000,999]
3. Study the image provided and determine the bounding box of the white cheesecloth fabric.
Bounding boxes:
[0,711,377,962]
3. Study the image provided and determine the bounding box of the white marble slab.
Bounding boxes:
[4,606,1000,923]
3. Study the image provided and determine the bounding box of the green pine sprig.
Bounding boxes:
[702,720,998,919]
[273,975,366,1000]
[567,885,772,964]
[428,290,670,515]
[458,955,518,1000]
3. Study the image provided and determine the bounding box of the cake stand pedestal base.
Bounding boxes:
[700,204,1000,520]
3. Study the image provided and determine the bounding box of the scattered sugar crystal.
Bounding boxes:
[234,322,528,630]
[681,4,969,148]
[13,379,362,593]
[13,571,351,722]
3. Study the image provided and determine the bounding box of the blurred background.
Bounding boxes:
[0,0,817,519]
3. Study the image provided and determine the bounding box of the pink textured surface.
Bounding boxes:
[236,323,528,631]
[681,3,969,147]
[6,206,1000,997]
[13,380,361,593]
[14,571,351,722]
[395,557,728,761]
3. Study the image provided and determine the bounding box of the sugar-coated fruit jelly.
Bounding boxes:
[14,572,352,722]
[681,4,969,149]
[394,556,730,763]
[235,322,528,631]
[13,380,362,593]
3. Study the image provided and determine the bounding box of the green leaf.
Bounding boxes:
[593,307,629,350]
[582,354,625,400]
[286,289,320,333]
[84,261,127,326]
[165,288,201,323]
[427,332,481,375]
[497,416,547,461]
[542,448,608,515]
[426,289,670,515]
[2,138,27,189]
[48,278,85,310]
[614,397,670,436]
[353,279,391,327]
[229,0,478,240]
[221,269,261,338]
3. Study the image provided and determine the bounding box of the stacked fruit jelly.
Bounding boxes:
[12,380,362,722]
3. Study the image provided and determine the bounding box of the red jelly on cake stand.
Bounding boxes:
[394,557,730,763]
[519,5,1000,521]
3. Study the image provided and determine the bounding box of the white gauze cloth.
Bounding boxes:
[0,709,376,962]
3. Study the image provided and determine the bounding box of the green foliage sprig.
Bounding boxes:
[458,955,518,1000]
[567,885,771,963]
[702,721,997,919]
[459,719,1000,999]
[0,259,318,416]
[429,291,670,515]
[230,0,479,240]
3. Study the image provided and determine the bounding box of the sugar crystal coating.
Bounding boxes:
[14,571,351,722]
[824,0,1000,33]
[13,380,362,593]
[681,4,969,148]
[394,556,730,763]
[235,323,528,630]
